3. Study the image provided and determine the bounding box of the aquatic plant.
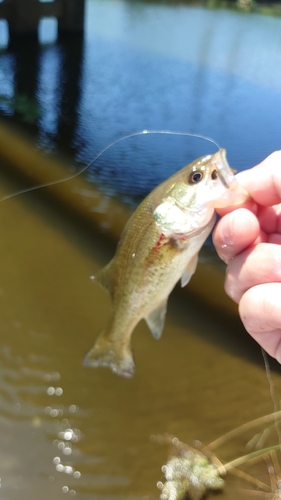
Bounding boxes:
[153,411,281,500]
[239,449,281,499]
[157,446,224,500]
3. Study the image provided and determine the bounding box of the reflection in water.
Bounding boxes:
[0,339,124,499]
[1,0,281,202]
[0,345,81,497]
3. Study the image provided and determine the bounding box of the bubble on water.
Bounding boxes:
[58,428,80,443]
[63,429,73,441]
[53,457,61,465]
[63,446,72,456]
[62,486,69,493]
[47,386,63,396]
[73,471,81,479]
[69,405,78,413]
[44,371,61,382]
[50,408,63,417]
[56,464,64,472]
[69,490,76,496]
[50,409,59,417]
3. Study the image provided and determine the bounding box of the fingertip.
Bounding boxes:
[213,208,260,263]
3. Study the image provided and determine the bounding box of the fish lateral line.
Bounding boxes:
[0,130,220,203]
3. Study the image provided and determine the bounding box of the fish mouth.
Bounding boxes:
[212,149,235,188]
[210,149,249,207]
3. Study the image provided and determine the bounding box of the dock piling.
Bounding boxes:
[0,0,85,39]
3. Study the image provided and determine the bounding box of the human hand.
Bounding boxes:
[213,151,281,363]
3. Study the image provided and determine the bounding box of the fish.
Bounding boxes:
[84,149,247,378]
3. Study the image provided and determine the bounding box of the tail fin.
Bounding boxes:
[83,332,135,378]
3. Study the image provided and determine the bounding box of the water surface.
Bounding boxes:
[0,160,280,499]
[0,2,281,498]
[1,1,281,202]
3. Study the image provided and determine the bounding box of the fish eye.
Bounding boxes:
[189,171,203,184]
[211,169,218,180]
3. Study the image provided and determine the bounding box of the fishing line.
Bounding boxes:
[261,347,281,450]
[0,130,221,202]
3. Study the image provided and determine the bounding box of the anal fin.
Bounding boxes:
[145,299,168,339]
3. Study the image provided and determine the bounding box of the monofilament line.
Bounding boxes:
[0,130,221,202]
[261,347,281,450]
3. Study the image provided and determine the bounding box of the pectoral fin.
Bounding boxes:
[145,299,168,339]
[181,254,198,287]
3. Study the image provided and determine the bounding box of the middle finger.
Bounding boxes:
[225,242,281,303]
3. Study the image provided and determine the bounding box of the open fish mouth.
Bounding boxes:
[211,149,234,188]
[210,149,249,206]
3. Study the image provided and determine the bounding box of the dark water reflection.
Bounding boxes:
[1,0,281,202]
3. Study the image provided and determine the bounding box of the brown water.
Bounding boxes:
[0,164,280,500]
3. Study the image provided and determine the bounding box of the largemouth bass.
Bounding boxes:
[84,149,247,378]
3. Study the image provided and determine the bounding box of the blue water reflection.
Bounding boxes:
[1,0,281,200]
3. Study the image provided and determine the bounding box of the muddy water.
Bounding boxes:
[0,165,280,500]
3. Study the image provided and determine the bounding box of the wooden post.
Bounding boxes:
[0,0,85,39]
[7,0,41,37]
[58,0,85,35]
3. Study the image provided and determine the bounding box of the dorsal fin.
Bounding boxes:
[93,261,113,292]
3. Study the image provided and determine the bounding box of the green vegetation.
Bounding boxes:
[0,93,41,124]
[129,0,281,17]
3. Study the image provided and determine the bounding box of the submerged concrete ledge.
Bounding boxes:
[0,120,238,317]
[0,121,130,241]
